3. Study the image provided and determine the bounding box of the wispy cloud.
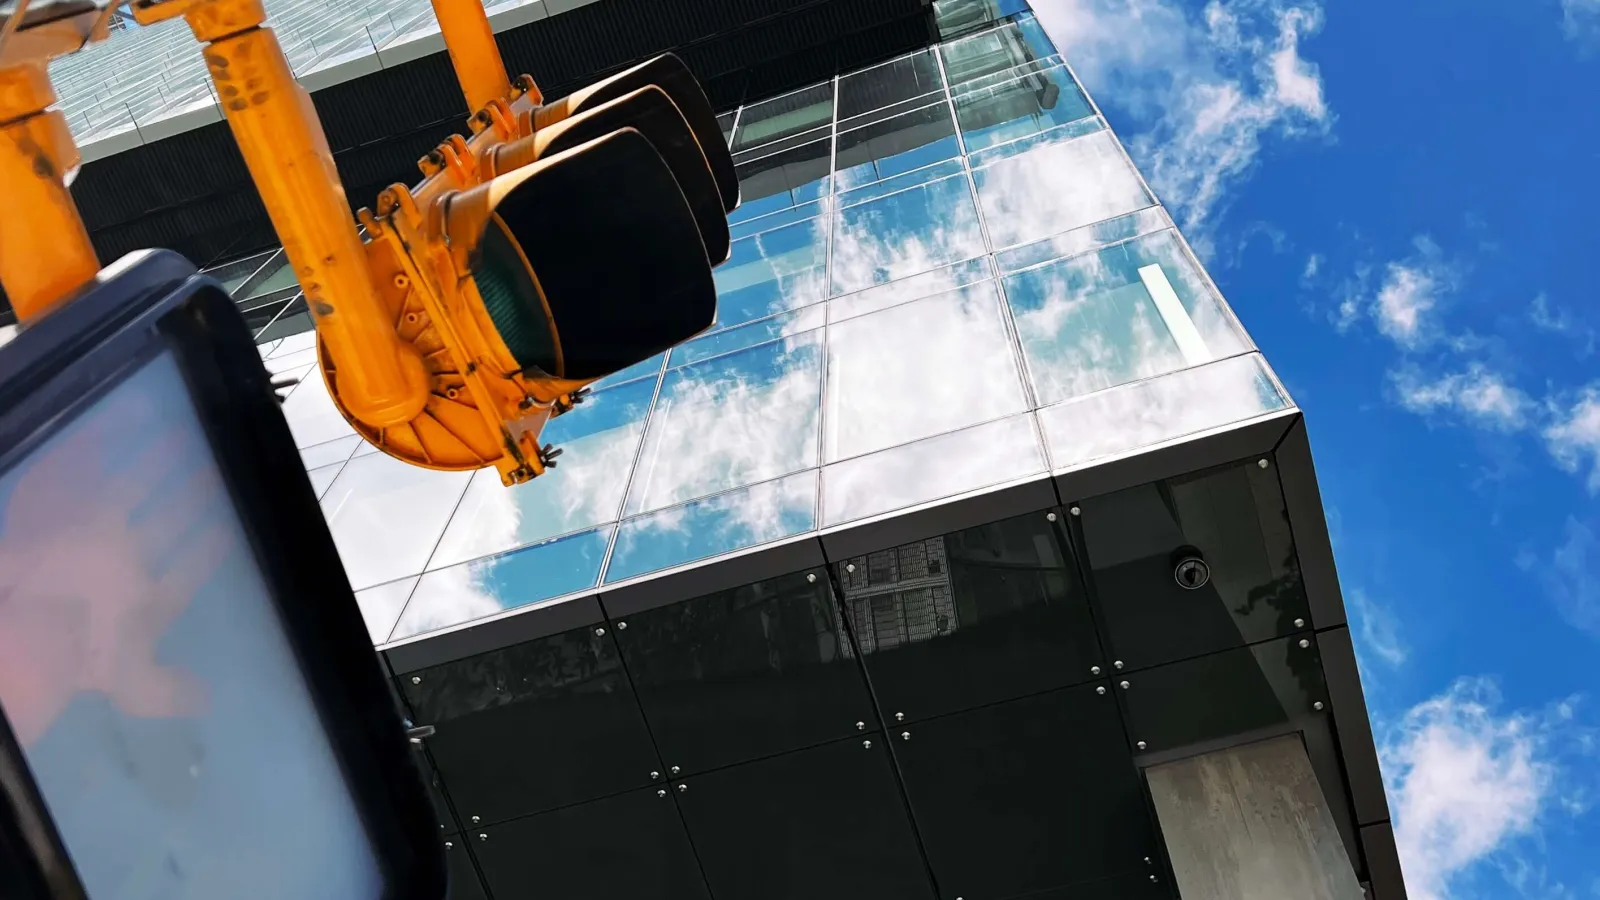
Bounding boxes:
[1364,237,1456,347]
[1032,0,1332,251]
[1544,386,1600,493]
[1563,0,1600,47]
[1530,294,1597,357]
[1392,363,1533,432]
[1383,678,1566,900]
[1301,252,1323,283]
[1349,588,1408,668]
[1522,517,1600,636]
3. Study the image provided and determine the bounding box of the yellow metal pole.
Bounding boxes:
[180,0,427,429]
[430,0,510,114]
[0,61,100,323]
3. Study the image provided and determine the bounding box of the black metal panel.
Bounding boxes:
[1360,822,1409,900]
[385,596,605,674]
[1274,415,1349,628]
[1318,626,1391,825]
[835,510,1104,724]
[399,621,661,826]
[1076,458,1311,673]
[893,685,1163,900]
[674,735,934,900]
[611,570,874,774]
[474,787,711,900]
[1116,635,1328,757]
[820,475,1058,561]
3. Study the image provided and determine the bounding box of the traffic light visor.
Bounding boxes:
[538,54,737,213]
[467,128,717,382]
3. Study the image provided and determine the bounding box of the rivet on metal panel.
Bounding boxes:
[617,621,628,630]
[1090,665,1101,675]
[901,731,911,741]
[1120,681,1130,690]
[1314,701,1325,711]
[677,783,688,793]
[1070,506,1081,516]
[1294,618,1306,628]
[1046,512,1057,522]
[807,573,817,583]
[895,712,904,721]
[855,721,865,730]
[1096,686,1106,695]
[471,815,480,824]
[846,563,856,573]
[863,740,872,749]
[1113,660,1124,669]
[1137,741,1147,750]
[1299,639,1311,649]
[411,676,421,684]
[651,771,661,779]
[478,833,488,842]
[670,765,680,775]
[1150,875,1159,883]
[657,789,667,798]
[1144,857,1152,865]
[595,627,606,636]
[445,841,453,849]
[1258,458,1270,469]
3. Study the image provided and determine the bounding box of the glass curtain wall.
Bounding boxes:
[264,4,1293,646]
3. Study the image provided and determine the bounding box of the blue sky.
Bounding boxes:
[1035,0,1600,896]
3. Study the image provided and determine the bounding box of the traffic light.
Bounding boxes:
[349,50,738,485]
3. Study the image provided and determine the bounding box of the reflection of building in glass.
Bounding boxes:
[839,539,956,653]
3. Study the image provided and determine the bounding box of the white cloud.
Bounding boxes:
[1392,363,1532,431]
[1530,294,1596,357]
[1383,679,1561,900]
[1302,252,1322,282]
[1544,386,1600,493]
[1564,0,1600,47]
[1335,237,1456,346]
[1527,517,1600,636]
[1348,588,1407,667]
[1031,0,1332,248]
[1375,264,1441,346]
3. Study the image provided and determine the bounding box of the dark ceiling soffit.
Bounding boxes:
[600,537,828,619]
[384,595,603,675]
[1360,822,1410,900]
[1273,415,1348,629]
[1054,408,1300,504]
[1317,625,1392,828]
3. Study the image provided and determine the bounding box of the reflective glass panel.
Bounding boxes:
[828,256,993,323]
[834,103,961,194]
[1038,354,1288,471]
[256,300,312,342]
[429,378,655,569]
[590,352,663,391]
[824,281,1026,461]
[729,200,825,241]
[953,63,1093,151]
[605,470,818,584]
[390,528,611,642]
[939,17,1059,86]
[298,434,360,470]
[669,305,826,368]
[821,413,1044,527]
[730,83,833,153]
[612,570,872,772]
[629,331,822,516]
[728,138,832,224]
[973,128,1152,250]
[894,686,1159,899]
[837,50,944,120]
[319,452,470,590]
[835,158,965,210]
[475,788,710,900]
[241,254,299,298]
[306,462,343,500]
[714,216,828,329]
[1117,635,1329,755]
[830,173,986,296]
[398,623,659,824]
[1077,459,1307,671]
[279,361,355,447]
[353,577,417,644]
[996,207,1172,273]
[836,512,1101,721]
[674,736,935,900]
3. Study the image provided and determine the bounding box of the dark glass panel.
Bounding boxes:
[613,570,873,773]
[400,623,660,825]
[1118,635,1328,756]
[474,787,710,900]
[837,512,1102,722]
[837,50,944,120]
[443,838,488,900]
[730,83,833,153]
[729,138,832,221]
[1078,460,1307,671]
[676,736,934,900]
[895,684,1159,900]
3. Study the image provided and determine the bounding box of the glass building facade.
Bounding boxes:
[252,7,1290,647]
[197,3,1406,898]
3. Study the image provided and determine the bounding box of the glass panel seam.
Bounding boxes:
[995,206,1170,273]
[1035,348,1270,411]
[598,358,671,584]
[816,72,841,529]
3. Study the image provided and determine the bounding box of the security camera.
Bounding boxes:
[1170,546,1210,590]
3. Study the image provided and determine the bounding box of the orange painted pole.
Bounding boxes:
[181,0,427,429]
[0,61,100,323]
[430,0,510,113]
